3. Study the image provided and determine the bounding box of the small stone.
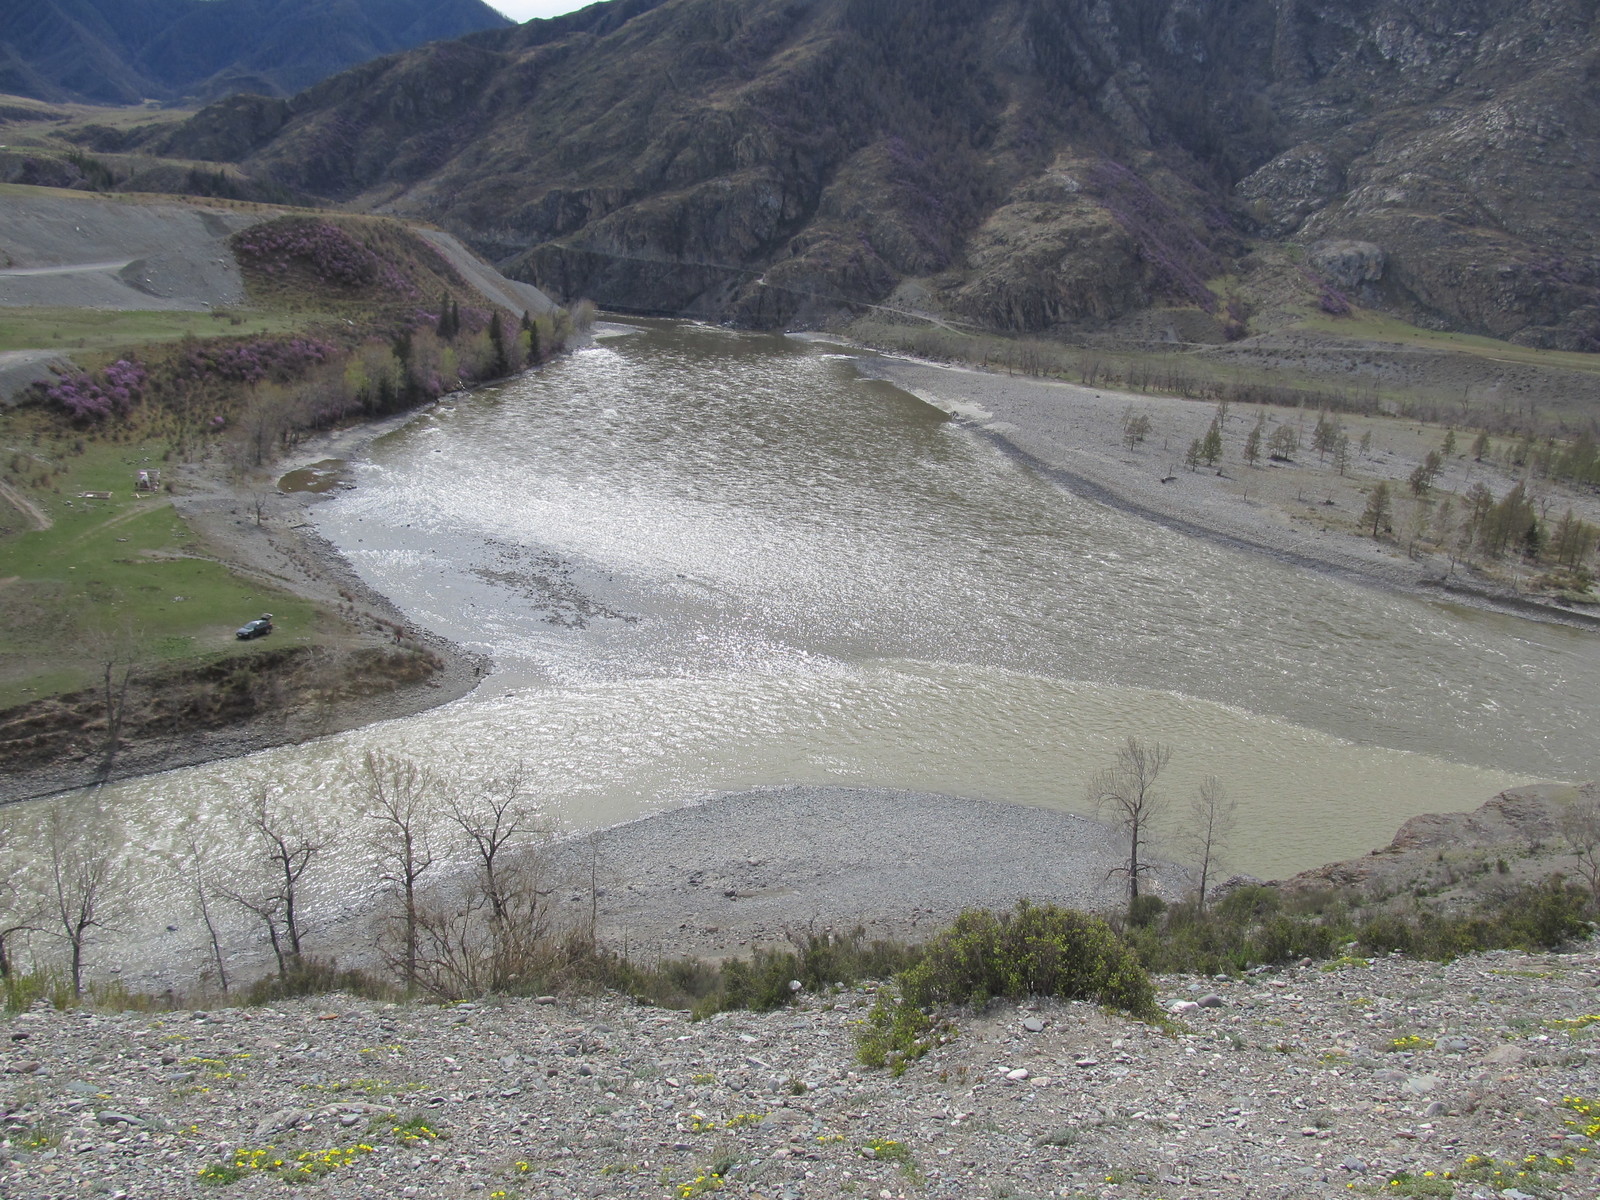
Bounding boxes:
[1022,1018,1045,1033]
[1404,1074,1439,1095]
[1300,1126,1318,1136]
[1340,1157,1367,1172]
[1169,1000,1200,1015]
[94,1112,145,1128]
[1005,1068,1030,1081]
[10,1062,40,1075]
[535,996,557,1005]
[1439,1038,1470,1053]
[1196,994,1226,1008]
[1482,1044,1525,1065]
[339,1113,361,1127]
[253,1108,309,1140]
[1074,1057,1098,1069]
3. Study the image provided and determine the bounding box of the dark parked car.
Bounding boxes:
[235,613,273,640]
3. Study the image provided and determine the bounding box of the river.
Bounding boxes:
[14,321,1597,979]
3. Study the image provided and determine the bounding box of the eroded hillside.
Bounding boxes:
[149,0,1600,349]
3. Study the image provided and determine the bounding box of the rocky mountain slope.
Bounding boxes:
[0,0,510,105]
[152,0,1600,349]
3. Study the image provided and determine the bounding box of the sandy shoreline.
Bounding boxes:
[857,355,1600,632]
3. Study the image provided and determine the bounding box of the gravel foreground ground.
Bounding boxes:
[2,943,1596,1200]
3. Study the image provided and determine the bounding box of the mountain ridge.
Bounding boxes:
[0,0,513,105]
[75,0,1600,349]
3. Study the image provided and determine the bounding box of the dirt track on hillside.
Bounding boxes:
[0,192,252,311]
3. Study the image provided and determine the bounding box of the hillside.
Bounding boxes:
[0,186,566,797]
[0,0,510,106]
[153,0,1600,353]
[1,943,1597,1199]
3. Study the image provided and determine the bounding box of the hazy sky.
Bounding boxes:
[490,0,597,21]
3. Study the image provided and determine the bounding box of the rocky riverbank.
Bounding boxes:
[858,356,1600,633]
[3,939,1596,1200]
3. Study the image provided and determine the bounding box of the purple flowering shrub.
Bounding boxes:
[232,217,416,298]
[177,337,334,386]
[45,358,147,422]
[1086,160,1222,311]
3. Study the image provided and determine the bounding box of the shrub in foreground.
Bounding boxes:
[859,901,1156,1075]
[1122,877,1595,976]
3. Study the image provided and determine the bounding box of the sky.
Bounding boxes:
[489,0,597,21]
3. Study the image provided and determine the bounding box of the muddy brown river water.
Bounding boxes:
[14,322,1598,980]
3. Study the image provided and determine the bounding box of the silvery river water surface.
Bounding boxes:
[20,321,1600,971]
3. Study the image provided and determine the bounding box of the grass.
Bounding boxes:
[0,420,327,705]
[850,300,1600,434]
[0,306,305,355]
[1295,307,1600,376]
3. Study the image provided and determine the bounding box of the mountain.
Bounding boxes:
[0,0,512,105]
[153,0,1600,348]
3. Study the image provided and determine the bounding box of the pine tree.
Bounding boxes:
[1243,420,1262,467]
[489,312,509,377]
[1200,418,1223,467]
[1361,481,1392,537]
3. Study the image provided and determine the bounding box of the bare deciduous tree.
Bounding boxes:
[1183,776,1236,911]
[183,832,230,995]
[1086,737,1172,909]
[447,764,546,930]
[44,801,122,996]
[0,819,41,979]
[86,622,140,782]
[1558,789,1600,904]
[408,769,567,999]
[217,787,323,978]
[364,750,439,989]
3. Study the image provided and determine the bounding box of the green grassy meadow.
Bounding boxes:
[0,428,324,708]
[0,306,306,355]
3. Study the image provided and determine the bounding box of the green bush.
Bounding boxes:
[245,957,396,1005]
[856,901,1155,1075]
[1127,894,1167,927]
[597,928,923,1019]
[897,901,1155,1016]
[0,970,72,1013]
[1123,876,1595,976]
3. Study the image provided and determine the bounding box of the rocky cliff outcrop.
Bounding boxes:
[161,0,1600,346]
